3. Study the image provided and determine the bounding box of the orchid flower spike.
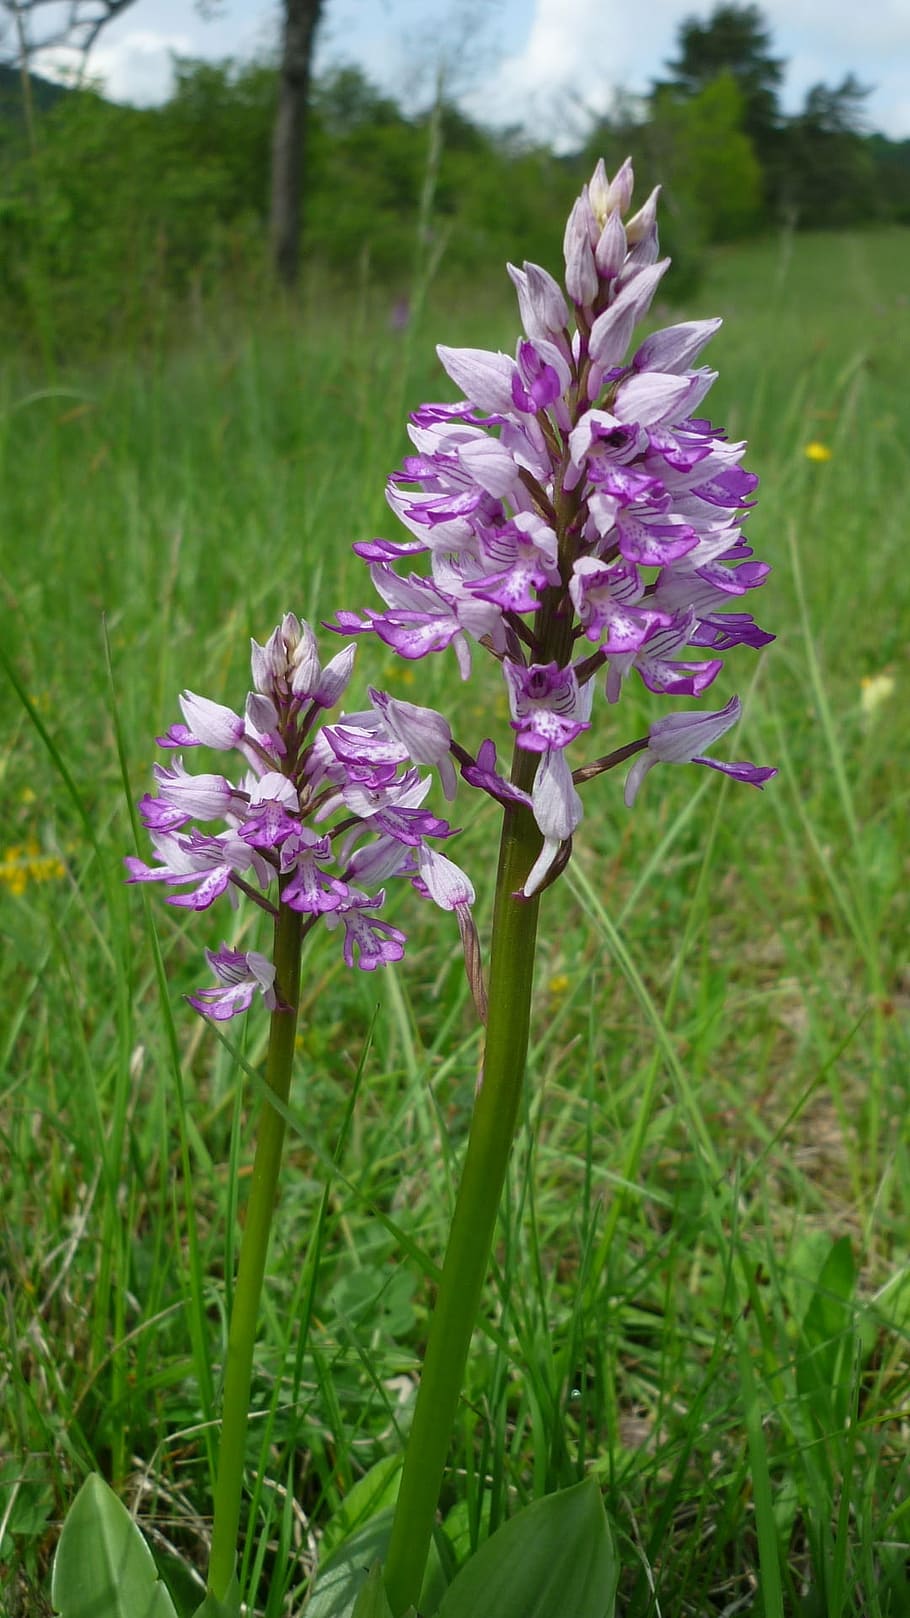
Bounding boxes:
[336,156,775,894]
[127,618,473,1017]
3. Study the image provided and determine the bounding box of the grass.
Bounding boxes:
[1,224,909,1617]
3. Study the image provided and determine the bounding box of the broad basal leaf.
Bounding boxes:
[51,1473,178,1618]
[438,1479,617,1618]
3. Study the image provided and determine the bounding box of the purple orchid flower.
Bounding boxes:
[334,157,775,888]
[127,615,472,1018]
[186,946,279,1021]
[623,697,777,806]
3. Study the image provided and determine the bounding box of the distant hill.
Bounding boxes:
[0,61,76,125]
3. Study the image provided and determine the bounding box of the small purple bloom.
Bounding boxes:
[367,689,457,799]
[610,509,699,567]
[138,794,190,832]
[506,261,569,343]
[605,611,723,703]
[187,946,278,1021]
[504,662,592,753]
[125,827,270,911]
[436,346,519,416]
[178,692,245,752]
[151,760,244,822]
[333,899,407,971]
[463,519,558,614]
[632,319,722,375]
[568,409,645,475]
[623,696,777,805]
[511,339,569,415]
[570,557,666,651]
[282,853,350,914]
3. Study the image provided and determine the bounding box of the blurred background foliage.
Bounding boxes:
[0,0,908,357]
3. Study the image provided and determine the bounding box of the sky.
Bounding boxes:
[25,0,910,143]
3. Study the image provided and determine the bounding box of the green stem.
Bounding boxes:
[207,899,303,1602]
[384,748,543,1616]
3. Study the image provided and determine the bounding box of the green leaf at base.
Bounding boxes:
[191,1576,242,1617]
[437,1478,617,1618]
[51,1473,179,1618]
[350,1562,395,1618]
[308,1508,448,1618]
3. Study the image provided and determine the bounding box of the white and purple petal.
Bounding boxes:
[178,691,245,752]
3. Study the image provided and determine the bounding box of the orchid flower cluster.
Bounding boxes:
[125,616,474,1019]
[335,156,775,897]
[127,156,774,1019]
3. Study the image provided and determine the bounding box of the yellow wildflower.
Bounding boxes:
[804,442,832,463]
[860,673,895,718]
[0,840,66,895]
[0,846,27,896]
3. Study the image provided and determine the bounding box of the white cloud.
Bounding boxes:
[90,31,195,105]
[34,29,195,105]
[463,0,910,143]
[462,0,682,143]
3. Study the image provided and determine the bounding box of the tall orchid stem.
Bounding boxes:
[384,747,543,1616]
[207,896,303,1602]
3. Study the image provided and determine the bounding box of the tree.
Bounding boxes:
[660,3,783,143]
[0,0,137,68]
[648,73,764,242]
[786,74,878,227]
[800,72,872,139]
[0,0,137,148]
[270,0,325,287]
[867,133,910,226]
[657,2,786,207]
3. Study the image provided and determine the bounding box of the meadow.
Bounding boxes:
[1,223,908,1617]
